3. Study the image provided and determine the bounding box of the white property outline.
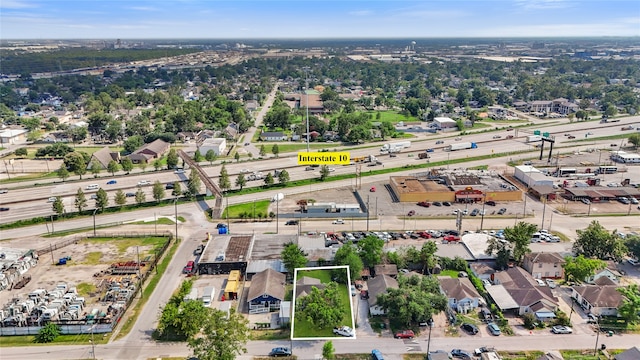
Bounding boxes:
[290,265,356,340]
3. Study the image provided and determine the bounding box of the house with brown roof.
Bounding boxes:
[366,274,398,316]
[128,139,170,163]
[373,264,398,278]
[469,262,496,281]
[522,252,565,280]
[87,146,120,169]
[295,276,325,298]
[487,266,558,320]
[438,277,482,313]
[614,347,640,360]
[247,268,286,314]
[571,284,623,317]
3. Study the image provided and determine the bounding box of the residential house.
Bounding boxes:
[366,274,398,316]
[128,139,170,164]
[586,261,622,284]
[522,252,565,279]
[224,123,238,140]
[438,277,482,313]
[176,131,198,143]
[42,132,70,143]
[244,100,259,112]
[295,276,325,298]
[469,263,496,281]
[87,147,121,169]
[247,269,286,314]
[0,128,28,145]
[571,283,623,317]
[199,138,227,156]
[373,264,398,278]
[614,347,640,360]
[260,131,287,141]
[487,266,558,320]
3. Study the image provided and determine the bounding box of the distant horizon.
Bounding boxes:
[2,0,639,39]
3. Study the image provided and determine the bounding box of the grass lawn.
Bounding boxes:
[82,236,167,255]
[222,199,271,218]
[498,351,545,360]
[363,110,420,123]
[293,268,353,338]
[260,143,340,153]
[76,282,97,297]
[131,217,176,225]
[438,270,459,278]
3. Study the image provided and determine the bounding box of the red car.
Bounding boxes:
[417,201,431,208]
[417,231,432,239]
[394,330,415,339]
[443,235,460,243]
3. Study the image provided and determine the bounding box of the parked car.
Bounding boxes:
[545,279,557,288]
[360,290,369,299]
[394,330,415,339]
[497,208,507,215]
[417,201,431,207]
[470,209,479,216]
[333,326,355,337]
[433,202,442,206]
[269,347,292,357]
[350,285,357,297]
[627,258,639,266]
[587,314,599,324]
[474,347,496,356]
[285,220,298,226]
[165,182,175,189]
[485,201,496,206]
[174,169,185,174]
[535,279,546,286]
[371,349,384,360]
[451,349,473,359]
[183,260,195,274]
[436,140,444,144]
[480,308,493,322]
[506,135,514,139]
[193,245,205,256]
[581,198,591,205]
[487,322,501,336]
[443,201,452,206]
[461,323,479,335]
[551,325,573,334]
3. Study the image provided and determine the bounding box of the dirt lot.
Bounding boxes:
[270,186,362,214]
[0,236,163,310]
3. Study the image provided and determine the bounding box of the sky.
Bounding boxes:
[1,0,639,39]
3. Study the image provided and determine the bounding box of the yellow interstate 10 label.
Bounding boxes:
[297,152,350,165]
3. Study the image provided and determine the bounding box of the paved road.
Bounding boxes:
[241,80,281,156]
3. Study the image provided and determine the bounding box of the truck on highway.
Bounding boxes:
[202,286,215,307]
[526,135,542,143]
[380,141,411,154]
[446,142,478,151]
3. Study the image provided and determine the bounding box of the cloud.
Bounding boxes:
[395,9,468,19]
[515,0,573,10]
[127,6,160,12]
[0,0,36,9]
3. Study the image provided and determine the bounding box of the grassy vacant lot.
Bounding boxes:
[222,199,271,218]
[363,110,420,123]
[293,268,352,338]
[83,236,168,255]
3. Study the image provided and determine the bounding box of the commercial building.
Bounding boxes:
[388,170,522,203]
[610,151,640,164]
[514,165,554,188]
[199,137,227,156]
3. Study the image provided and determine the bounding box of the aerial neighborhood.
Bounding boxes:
[1,36,640,360]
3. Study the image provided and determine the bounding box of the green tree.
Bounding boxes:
[123,135,143,153]
[322,340,335,360]
[14,147,28,156]
[264,172,274,187]
[90,160,101,177]
[56,165,70,182]
[34,322,60,343]
[120,157,133,174]
[63,152,86,179]
[333,243,363,283]
[114,190,127,207]
[52,196,64,216]
[95,188,109,212]
[205,149,217,164]
[153,159,162,171]
[295,282,344,329]
[625,235,640,261]
[234,152,240,162]
[617,285,640,325]
[574,220,627,262]
[406,241,438,274]
[278,169,290,185]
[271,144,279,157]
[259,144,266,157]
[628,133,640,149]
[172,181,182,197]
[503,221,537,264]
[219,165,231,192]
[107,160,119,176]
[320,165,330,181]
[235,173,246,190]
[135,188,146,204]
[281,242,308,278]
[486,236,512,270]
[377,274,447,326]
[74,188,87,214]
[166,148,179,170]
[357,235,384,268]
[153,181,165,202]
[187,170,201,197]
[188,308,249,360]
[562,255,606,283]
[193,149,203,162]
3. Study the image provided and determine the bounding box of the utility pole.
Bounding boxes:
[366,196,370,232]
[276,198,279,234]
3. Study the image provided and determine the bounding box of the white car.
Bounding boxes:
[350,285,357,296]
[332,219,345,224]
[628,258,639,266]
[333,325,355,337]
[535,279,546,286]
[47,197,57,202]
[482,279,492,287]
[174,169,185,174]
[137,180,151,186]
[240,169,251,173]
[551,325,573,334]
[545,279,557,288]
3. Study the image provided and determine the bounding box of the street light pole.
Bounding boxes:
[480,194,486,231]
[304,67,310,153]
[92,209,98,236]
[174,198,178,240]
[594,318,601,356]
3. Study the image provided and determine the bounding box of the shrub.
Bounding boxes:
[34,322,60,343]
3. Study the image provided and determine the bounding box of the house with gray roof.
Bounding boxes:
[614,347,640,360]
[522,252,565,280]
[247,268,286,314]
[367,274,398,316]
[587,261,622,284]
[373,264,398,278]
[295,276,324,298]
[571,284,623,317]
[438,276,482,313]
[87,146,120,169]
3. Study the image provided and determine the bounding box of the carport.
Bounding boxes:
[486,285,519,312]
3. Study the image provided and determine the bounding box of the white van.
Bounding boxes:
[86,184,99,190]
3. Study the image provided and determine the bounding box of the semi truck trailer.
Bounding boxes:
[446,142,478,151]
